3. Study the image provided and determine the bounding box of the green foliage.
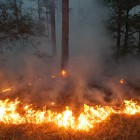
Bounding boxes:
[0,0,46,40]
[104,0,140,56]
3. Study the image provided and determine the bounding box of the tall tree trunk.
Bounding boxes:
[117,6,122,56]
[138,32,140,53]
[124,9,129,53]
[38,0,41,20]
[19,0,22,19]
[61,0,69,70]
[50,0,56,57]
[14,0,19,37]
[14,0,19,23]
[45,6,50,37]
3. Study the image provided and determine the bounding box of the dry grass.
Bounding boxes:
[0,114,140,140]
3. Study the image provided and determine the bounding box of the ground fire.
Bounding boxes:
[0,98,140,131]
[0,0,139,139]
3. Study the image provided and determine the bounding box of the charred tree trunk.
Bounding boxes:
[14,0,19,38]
[116,6,122,56]
[124,9,129,54]
[45,5,50,37]
[50,0,56,57]
[61,0,69,70]
[18,0,22,19]
[138,32,140,53]
[14,0,18,21]
[38,0,41,20]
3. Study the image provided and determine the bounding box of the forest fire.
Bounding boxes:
[0,98,140,131]
[0,0,139,138]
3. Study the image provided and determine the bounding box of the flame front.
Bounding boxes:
[0,99,24,124]
[0,99,140,131]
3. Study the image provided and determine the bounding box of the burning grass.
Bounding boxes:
[0,114,140,140]
[0,98,140,139]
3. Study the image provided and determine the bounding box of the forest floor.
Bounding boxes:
[0,114,140,140]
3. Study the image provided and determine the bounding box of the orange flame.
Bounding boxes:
[119,79,125,84]
[2,88,12,93]
[60,70,67,78]
[0,99,140,131]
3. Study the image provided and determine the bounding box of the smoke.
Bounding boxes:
[0,0,140,106]
[67,0,140,104]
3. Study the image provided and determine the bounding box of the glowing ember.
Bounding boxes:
[51,75,56,79]
[51,102,55,106]
[28,84,32,86]
[61,70,67,77]
[119,79,125,84]
[2,88,12,93]
[0,99,140,131]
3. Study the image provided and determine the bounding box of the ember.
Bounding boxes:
[119,79,125,84]
[2,88,12,93]
[51,75,56,79]
[60,70,67,78]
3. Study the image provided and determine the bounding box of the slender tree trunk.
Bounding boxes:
[14,0,19,23]
[14,0,19,38]
[138,32,140,52]
[46,6,50,37]
[38,0,41,20]
[117,6,122,56]
[19,0,22,19]
[61,0,69,70]
[124,9,129,53]
[50,0,56,56]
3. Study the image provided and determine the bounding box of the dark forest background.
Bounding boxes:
[0,0,139,60]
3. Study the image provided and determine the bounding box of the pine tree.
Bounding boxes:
[104,0,140,56]
[61,0,69,70]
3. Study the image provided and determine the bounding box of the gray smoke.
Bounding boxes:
[0,0,140,106]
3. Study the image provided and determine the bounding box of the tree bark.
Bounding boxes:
[138,32,140,53]
[61,0,69,70]
[14,0,19,38]
[50,0,56,57]
[124,9,129,53]
[14,0,19,23]
[38,0,41,20]
[116,6,122,56]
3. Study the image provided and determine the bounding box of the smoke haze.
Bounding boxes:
[0,0,140,106]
